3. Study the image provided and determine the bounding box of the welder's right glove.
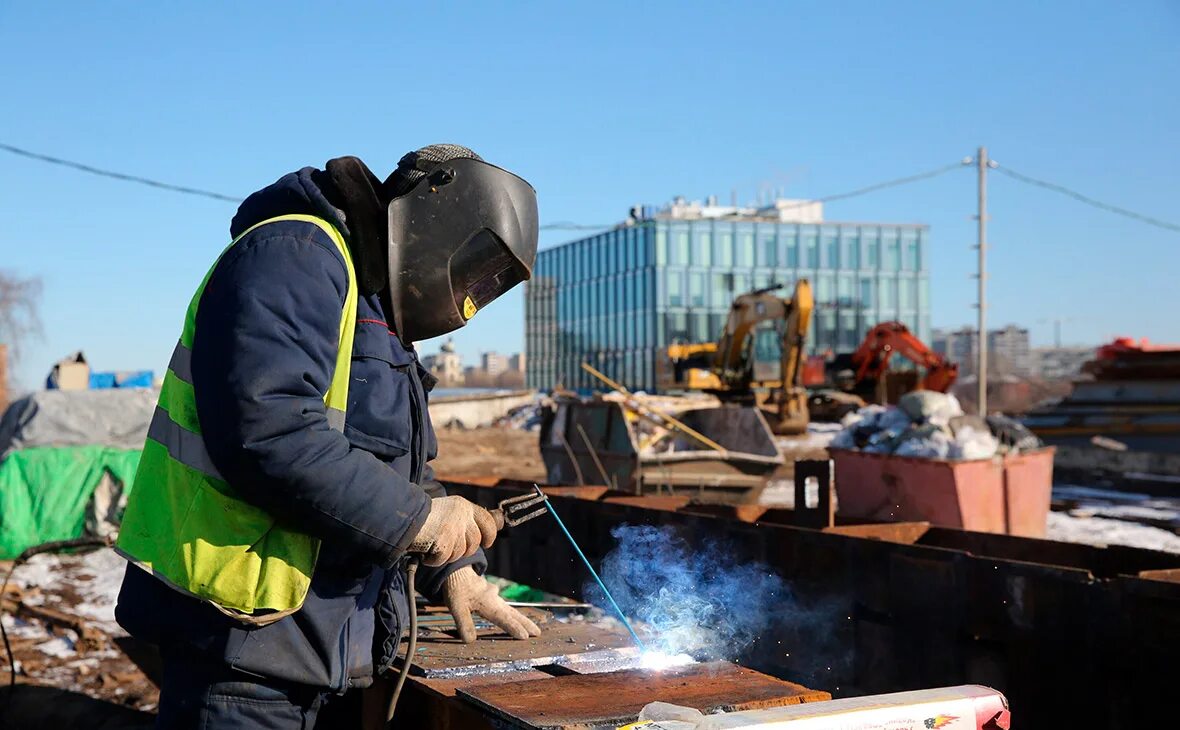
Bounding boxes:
[408,495,498,567]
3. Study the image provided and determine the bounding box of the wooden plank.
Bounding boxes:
[458,661,830,729]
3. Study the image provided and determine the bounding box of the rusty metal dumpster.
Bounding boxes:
[831,447,1055,537]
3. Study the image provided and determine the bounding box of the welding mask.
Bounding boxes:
[385,157,538,342]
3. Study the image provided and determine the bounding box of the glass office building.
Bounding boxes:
[525,200,930,392]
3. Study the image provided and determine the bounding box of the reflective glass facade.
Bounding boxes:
[525,219,930,391]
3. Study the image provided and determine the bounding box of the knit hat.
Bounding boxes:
[385,143,483,199]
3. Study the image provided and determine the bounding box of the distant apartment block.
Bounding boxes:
[932,327,978,372]
[932,324,1032,376]
[481,352,510,377]
[989,325,1032,376]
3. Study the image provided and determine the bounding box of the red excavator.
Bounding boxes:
[811,321,959,420]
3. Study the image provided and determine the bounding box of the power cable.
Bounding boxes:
[0,142,244,203]
[811,160,970,206]
[993,164,1180,233]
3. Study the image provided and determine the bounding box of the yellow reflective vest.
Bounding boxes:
[116,215,358,623]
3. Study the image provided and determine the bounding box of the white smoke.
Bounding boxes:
[587,524,793,660]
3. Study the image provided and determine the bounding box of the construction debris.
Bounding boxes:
[1025,336,1180,454]
[830,392,1043,460]
[0,548,158,713]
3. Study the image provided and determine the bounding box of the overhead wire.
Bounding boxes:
[0,142,244,203]
[5,141,1174,235]
[992,163,1180,233]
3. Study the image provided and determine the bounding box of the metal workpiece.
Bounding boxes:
[396,606,643,680]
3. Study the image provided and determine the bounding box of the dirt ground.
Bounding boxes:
[432,425,835,505]
[432,425,548,483]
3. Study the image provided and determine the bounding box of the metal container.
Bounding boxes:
[830,447,1055,537]
[539,397,783,494]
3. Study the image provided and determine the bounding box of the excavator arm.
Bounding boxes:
[662,280,814,434]
[712,285,791,388]
[851,321,958,394]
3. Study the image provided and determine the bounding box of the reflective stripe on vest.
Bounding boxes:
[116,214,358,621]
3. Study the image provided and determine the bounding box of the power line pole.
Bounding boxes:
[976,146,989,416]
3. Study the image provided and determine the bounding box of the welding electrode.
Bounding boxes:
[533,484,647,651]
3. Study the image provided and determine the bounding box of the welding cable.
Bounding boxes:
[0,536,113,727]
[385,557,420,726]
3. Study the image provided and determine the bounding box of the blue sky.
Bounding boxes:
[2,2,1177,389]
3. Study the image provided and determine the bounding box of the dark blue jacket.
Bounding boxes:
[115,168,484,691]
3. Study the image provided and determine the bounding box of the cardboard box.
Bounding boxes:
[49,352,90,391]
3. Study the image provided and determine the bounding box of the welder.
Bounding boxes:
[112,144,541,728]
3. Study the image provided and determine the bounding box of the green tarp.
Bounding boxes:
[0,446,141,559]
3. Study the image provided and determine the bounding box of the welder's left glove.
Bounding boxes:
[442,566,542,644]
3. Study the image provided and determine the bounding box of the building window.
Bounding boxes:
[816,275,834,305]
[675,231,690,265]
[884,236,900,271]
[899,278,915,309]
[656,229,668,266]
[879,279,896,310]
[785,236,798,267]
[837,275,854,306]
[667,271,683,307]
[666,312,689,341]
[717,232,734,267]
[842,238,859,270]
[802,235,818,268]
[820,310,837,350]
[860,278,874,307]
[907,239,921,271]
[822,235,837,269]
[691,313,709,342]
[688,272,705,307]
[734,273,750,296]
[759,232,777,267]
[711,273,732,307]
[738,233,755,267]
[709,313,725,339]
[695,231,712,267]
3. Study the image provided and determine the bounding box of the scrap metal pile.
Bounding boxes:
[1025,336,1180,454]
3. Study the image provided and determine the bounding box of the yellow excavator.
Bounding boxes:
[664,280,814,435]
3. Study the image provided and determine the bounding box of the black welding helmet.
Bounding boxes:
[385,156,538,342]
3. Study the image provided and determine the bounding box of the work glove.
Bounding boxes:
[408,496,498,567]
[442,565,543,643]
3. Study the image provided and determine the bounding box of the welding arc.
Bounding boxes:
[532,485,647,651]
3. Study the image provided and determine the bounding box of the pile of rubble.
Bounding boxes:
[830,391,1041,460]
[0,549,158,714]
